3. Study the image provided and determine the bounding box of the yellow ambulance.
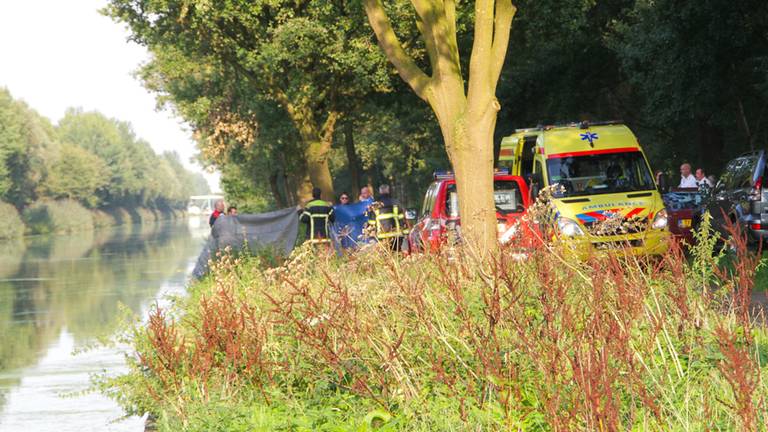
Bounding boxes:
[499,122,670,255]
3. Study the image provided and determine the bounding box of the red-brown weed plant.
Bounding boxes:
[710,216,766,429]
[130,215,768,429]
[189,287,271,394]
[714,323,763,430]
[713,216,763,332]
[139,304,186,394]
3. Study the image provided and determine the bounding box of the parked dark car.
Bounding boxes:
[708,150,768,242]
[664,188,704,245]
[409,170,530,252]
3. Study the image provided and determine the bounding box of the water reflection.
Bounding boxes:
[0,220,206,430]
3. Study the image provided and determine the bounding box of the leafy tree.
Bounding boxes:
[0,89,24,199]
[189,172,212,196]
[364,0,517,249]
[0,89,57,208]
[57,109,138,205]
[333,90,447,207]
[106,0,392,202]
[40,142,108,208]
[56,108,198,209]
[496,0,632,133]
[610,0,768,172]
[137,42,313,206]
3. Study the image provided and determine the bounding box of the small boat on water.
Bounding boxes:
[187,194,223,216]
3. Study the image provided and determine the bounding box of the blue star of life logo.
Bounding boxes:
[580,131,599,145]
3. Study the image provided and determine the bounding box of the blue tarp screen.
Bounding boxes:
[332,200,371,249]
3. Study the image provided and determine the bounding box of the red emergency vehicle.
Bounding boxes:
[409,169,531,251]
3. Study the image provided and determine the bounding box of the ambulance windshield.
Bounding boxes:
[546,151,655,197]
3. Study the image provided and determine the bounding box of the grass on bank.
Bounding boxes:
[99,215,768,431]
[17,199,184,235]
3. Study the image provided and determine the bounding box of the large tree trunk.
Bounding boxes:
[427,73,498,251]
[451,110,499,253]
[305,140,335,202]
[343,122,362,198]
[293,171,313,204]
[269,171,287,208]
[363,0,515,253]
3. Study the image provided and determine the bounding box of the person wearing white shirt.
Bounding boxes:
[678,163,697,188]
[695,168,714,188]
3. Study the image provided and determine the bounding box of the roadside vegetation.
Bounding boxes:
[0,88,210,237]
[99,213,768,431]
[105,0,768,219]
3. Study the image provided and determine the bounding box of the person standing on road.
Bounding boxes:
[678,163,697,188]
[209,199,225,227]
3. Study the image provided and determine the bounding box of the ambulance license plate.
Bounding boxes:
[678,219,691,228]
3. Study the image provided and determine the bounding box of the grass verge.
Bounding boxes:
[98,218,768,431]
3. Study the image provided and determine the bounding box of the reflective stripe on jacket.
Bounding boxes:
[300,199,334,243]
[368,198,408,239]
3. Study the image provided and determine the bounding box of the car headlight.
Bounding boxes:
[652,209,668,229]
[557,217,585,237]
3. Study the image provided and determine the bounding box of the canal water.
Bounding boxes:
[0,220,208,431]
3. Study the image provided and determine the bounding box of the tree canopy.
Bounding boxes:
[101,0,768,220]
[0,88,206,210]
[106,0,395,201]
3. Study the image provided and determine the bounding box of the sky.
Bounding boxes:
[0,0,220,191]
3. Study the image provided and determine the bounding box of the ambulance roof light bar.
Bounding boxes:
[433,167,510,180]
[514,120,623,133]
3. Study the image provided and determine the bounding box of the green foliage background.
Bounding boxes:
[107,0,768,210]
[0,88,211,236]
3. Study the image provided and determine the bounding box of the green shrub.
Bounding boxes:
[0,201,24,239]
[100,224,768,431]
[23,199,94,235]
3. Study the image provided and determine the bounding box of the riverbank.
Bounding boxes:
[99,226,768,431]
[0,198,185,239]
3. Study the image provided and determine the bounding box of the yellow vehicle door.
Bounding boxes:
[499,131,538,177]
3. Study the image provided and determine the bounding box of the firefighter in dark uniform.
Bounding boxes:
[368,184,407,251]
[300,187,335,245]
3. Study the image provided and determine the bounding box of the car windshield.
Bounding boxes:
[446,180,524,217]
[546,151,655,198]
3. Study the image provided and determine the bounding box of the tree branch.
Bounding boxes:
[490,0,516,91]
[444,0,460,75]
[415,16,439,76]
[363,0,432,101]
[411,0,461,80]
[321,111,341,146]
[467,0,495,103]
